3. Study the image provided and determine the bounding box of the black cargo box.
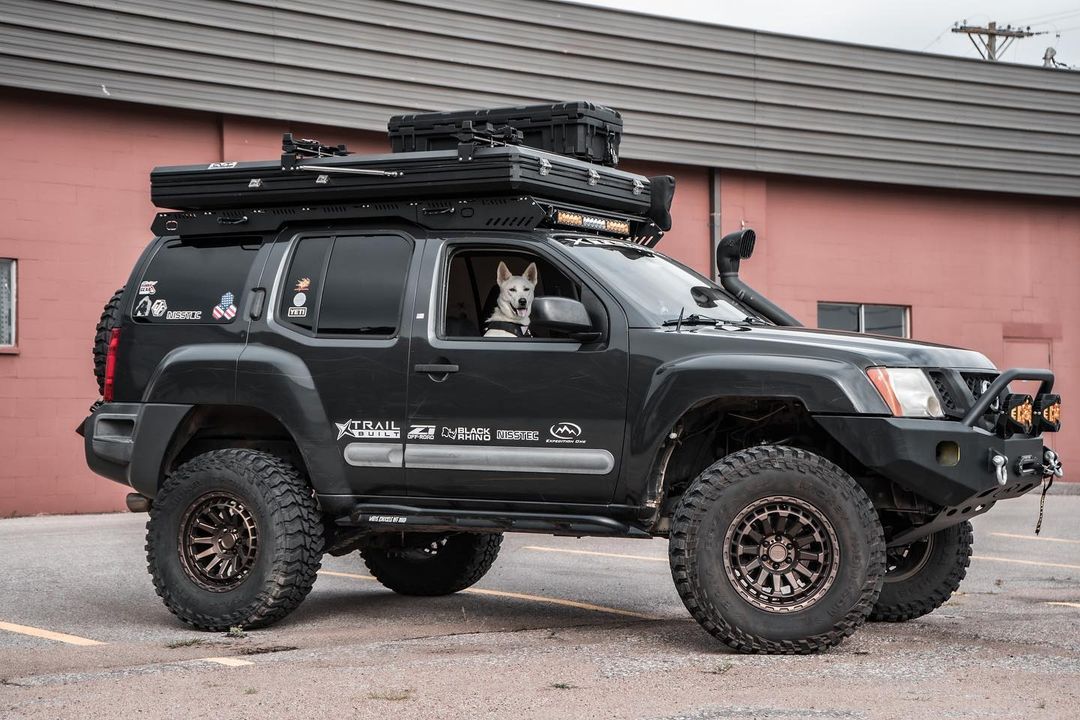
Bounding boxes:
[388,101,622,167]
[150,145,650,215]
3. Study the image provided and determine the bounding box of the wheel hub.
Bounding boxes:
[723,495,840,613]
[178,492,259,593]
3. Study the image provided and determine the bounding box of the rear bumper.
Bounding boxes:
[82,402,192,496]
[814,415,1052,508]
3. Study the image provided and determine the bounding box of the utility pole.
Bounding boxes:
[951,20,1045,61]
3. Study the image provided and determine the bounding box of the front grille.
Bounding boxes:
[928,371,958,413]
[963,372,998,401]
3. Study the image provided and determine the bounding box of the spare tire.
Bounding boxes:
[93,289,124,395]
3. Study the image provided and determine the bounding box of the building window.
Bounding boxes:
[0,259,14,347]
[818,302,908,338]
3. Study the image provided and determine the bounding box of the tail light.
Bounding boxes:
[102,328,121,402]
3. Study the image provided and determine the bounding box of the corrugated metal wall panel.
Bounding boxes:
[1,0,1078,197]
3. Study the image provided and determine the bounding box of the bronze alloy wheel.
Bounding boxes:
[723,495,840,613]
[177,492,259,593]
[883,535,936,583]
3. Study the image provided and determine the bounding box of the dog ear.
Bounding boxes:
[523,262,538,285]
[497,261,511,285]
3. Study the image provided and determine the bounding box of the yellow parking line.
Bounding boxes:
[201,657,254,667]
[0,620,104,646]
[974,555,1080,572]
[991,532,1080,545]
[522,545,666,563]
[319,569,659,621]
[1046,602,1080,609]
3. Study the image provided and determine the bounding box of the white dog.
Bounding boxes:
[484,261,538,337]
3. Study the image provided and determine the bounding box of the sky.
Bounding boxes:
[572,0,1080,70]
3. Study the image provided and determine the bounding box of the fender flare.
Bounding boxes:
[632,352,887,465]
[140,344,348,497]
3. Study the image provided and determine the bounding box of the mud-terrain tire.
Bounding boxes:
[669,446,886,654]
[362,533,502,596]
[92,288,124,395]
[146,449,323,631]
[869,521,972,622]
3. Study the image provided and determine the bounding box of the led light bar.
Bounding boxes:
[554,209,631,236]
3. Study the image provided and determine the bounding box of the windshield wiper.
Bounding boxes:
[661,313,722,327]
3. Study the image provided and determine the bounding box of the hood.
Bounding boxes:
[669,324,995,370]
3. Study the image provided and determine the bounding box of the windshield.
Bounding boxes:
[554,236,753,325]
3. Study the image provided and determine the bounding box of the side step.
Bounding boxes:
[345,504,652,538]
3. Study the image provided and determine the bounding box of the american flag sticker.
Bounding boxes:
[212,291,237,321]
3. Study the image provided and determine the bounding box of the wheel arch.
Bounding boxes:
[642,396,870,531]
[131,403,344,500]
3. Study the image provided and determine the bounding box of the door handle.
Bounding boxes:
[248,288,267,320]
[414,363,459,374]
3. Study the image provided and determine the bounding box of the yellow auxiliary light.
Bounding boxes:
[1034,393,1061,433]
[997,394,1034,436]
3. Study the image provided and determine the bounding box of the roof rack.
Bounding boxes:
[151,195,664,247]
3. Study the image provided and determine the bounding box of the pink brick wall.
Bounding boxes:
[723,171,1078,468]
[0,89,1074,516]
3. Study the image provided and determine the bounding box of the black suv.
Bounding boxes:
[81,103,1064,654]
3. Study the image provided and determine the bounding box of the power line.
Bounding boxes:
[1010,8,1080,25]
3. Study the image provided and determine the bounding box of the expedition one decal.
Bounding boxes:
[336,419,401,440]
[548,422,585,444]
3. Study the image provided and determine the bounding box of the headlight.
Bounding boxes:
[867,367,944,418]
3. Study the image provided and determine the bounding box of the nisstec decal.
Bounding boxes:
[497,429,540,442]
[336,419,401,440]
[138,280,158,295]
[166,310,202,320]
[547,422,585,444]
[441,426,491,442]
[407,425,436,440]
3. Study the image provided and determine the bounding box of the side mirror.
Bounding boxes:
[530,297,599,341]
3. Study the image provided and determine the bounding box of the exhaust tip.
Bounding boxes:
[126,493,151,513]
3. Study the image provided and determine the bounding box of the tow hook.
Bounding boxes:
[989,451,1009,486]
[1043,449,1064,479]
[1035,449,1063,535]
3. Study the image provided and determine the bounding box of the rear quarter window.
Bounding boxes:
[134,238,261,323]
[279,234,413,337]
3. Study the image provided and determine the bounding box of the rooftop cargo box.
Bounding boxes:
[387,101,622,167]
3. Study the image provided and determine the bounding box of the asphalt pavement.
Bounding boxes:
[1,494,1078,719]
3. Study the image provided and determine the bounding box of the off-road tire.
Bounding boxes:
[669,445,886,654]
[362,533,502,596]
[92,288,124,395]
[869,521,972,622]
[146,449,323,631]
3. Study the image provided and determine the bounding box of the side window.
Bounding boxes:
[442,247,586,340]
[135,238,260,323]
[279,235,332,331]
[280,234,412,337]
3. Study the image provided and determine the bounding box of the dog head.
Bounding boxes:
[495,261,538,323]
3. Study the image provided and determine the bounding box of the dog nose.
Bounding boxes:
[517,298,527,307]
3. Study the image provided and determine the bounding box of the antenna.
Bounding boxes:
[951,20,1046,62]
